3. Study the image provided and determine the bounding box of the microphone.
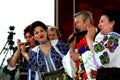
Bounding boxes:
[66,30,79,47]
[65,28,99,47]
[17,39,29,46]
[25,42,29,46]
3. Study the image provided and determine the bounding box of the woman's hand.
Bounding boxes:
[86,26,96,41]
[19,43,26,53]
[90,69,97,79]
[86,26,96,50]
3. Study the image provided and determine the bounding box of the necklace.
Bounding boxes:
[39,40,48,45]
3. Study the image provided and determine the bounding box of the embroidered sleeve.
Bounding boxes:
[56,40,69,55]
[93,32,120,67]
[28,50,38,80]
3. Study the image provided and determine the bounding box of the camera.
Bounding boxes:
[8,26,15,40]
[7,26,16,50]
[9,26,15,31]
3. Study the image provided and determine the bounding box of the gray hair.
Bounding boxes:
[74,11,94,24]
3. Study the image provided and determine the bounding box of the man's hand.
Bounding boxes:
[70,52,80,62]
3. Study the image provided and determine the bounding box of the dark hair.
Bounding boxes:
[30,21,48,35]
[24,24,31,38]
[101,9,120,34]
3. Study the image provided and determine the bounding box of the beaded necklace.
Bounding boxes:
[39,40,48,45]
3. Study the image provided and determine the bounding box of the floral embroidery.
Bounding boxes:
[105,36,119,52]
[99,51,109,65]
[94,32,119,65]
[94,34,119,53]
[56,40,69,55]
[100,35,108,45]
[94,42,105,53]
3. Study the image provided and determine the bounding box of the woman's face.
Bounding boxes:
[48,30,58,40]
[33,26,47,42]
[98,15,114,35]
[25,32,35,47]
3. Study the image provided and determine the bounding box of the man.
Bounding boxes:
[69,11,96,79]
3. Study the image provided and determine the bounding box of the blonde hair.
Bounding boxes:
[74,11,94,24]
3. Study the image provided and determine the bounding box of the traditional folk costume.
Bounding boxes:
[75,37,89,80]
[63,37,89,80]
[82,32,120,80]
[3,47,29,80]
[28,39,69,80]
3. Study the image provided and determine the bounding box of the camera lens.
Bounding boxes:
[9,26,15,30]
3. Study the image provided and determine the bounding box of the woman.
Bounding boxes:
[28,21,69,80]
[47,25,61,40]
[4,25,38,80]
[82,9,120,80]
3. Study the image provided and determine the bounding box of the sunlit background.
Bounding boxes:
[0,0,54,66]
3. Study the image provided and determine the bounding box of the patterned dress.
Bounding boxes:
[28,39,69,80]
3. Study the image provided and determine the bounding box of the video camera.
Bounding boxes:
[8,26,15,40]
[7,26,16,50]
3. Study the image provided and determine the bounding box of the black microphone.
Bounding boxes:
[65,28,99,47]
[17,39,29,46]
[25,42,29,46]
[66,30,79,47]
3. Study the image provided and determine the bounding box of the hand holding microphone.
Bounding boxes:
[17,39,29,61]
[66,27,99,47]
[17,39,29,46]
[66,29,79,47]
[17,39,30,52]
